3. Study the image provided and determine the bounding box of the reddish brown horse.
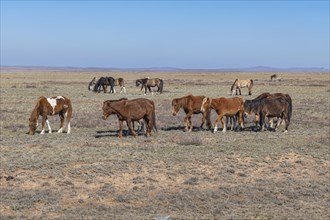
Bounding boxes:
[102,98,157,137]
[171,95,211,132]
[201,96,245,133]
[28,96,72,135]
[244,92,292,129]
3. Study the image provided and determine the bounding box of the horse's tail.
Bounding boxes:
[230,79,238,93]
[285,94,292,123]
[152,102,157,133]
[159,79,164,93]
[65,98,73,122]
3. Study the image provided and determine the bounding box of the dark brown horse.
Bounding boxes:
[102,98,157,137]
[244,92,292,129]
[94,77,116,93]
[28,96,72,135]
[201,96,245,133]
[136,78,164,94]
[171,95,211,132]
[230,79,254,96]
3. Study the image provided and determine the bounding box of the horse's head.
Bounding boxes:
[171,99,181,116]
[28,117,37,135]
[102,101,113,120]
[136,80,142,87]
[200,97,211,112]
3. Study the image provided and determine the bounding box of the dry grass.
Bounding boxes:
[0,71,329,219]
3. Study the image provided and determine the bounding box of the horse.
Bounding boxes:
[94,77,116,93]
[102,98,157,137]
[244,92,292,129]
[201,96,245,133]
[28,96,72,135]
[88,77,98,91]
[114,77,126,93]
[270,74,281,81]
[230,79,254,96]
[171,95,212,132]
[136,78,164,95]
[258,96,291,132]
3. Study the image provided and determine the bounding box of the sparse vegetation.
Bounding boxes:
[0,71,329,219]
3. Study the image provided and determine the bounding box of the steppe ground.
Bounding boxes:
[0,71,329,219]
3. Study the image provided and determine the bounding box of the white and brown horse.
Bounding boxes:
[28,96,72,135]
[230,79,254,96]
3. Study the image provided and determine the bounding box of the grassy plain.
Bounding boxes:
[0,71,329,219]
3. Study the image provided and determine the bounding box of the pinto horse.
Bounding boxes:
[102,98,157,137]
[28,96,72,135]
[230,79,254,96]
[201,96,245,133]
[171,95,212,132]
[136,78,164,94]
[244,92,292,129]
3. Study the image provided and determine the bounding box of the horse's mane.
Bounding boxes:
[230,79,238,91]
[30,96,44,120]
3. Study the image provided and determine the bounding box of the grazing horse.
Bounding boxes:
[230,79,254,96]
[258,96,291,132]
[114,77,126,93]
[171,95,212,132]
[201,96,245,133]
[28,96,72,135]
[94,77,116,93]
[136,78,164,94]
[244,92,292,129]
[270,74,281,81]
[102,98,157,137]
[88,77,98,91]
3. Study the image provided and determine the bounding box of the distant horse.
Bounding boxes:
[270,74,281,81]
[28,96,72,135]
[102,98,157,137]
[136,78,164,94]
[94,77,116,93]
[244,92,292,129]
[172,95,212,132]
[114,77,126,93]
[201,96,245,133]
[230,79,254,96]
[88,77,98,91]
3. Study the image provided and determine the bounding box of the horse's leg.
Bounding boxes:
[118,120,124,138]
[255,114,260,127]
[205,110,212,130]
[46,117,52,133]
[127,119,137,137]
[183,112,192,132]
[40,114,47,134]
[188,116,193,132]
[238,111,244,129]
[238,88,242,95]
[57,113,65,133]
[213,113,223,132]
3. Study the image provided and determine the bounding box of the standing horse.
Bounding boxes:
[114,77,126,93]
[230,79,254,96]
[136,78,164,95]
[244,92,292,129]
[171,95,212,132]
[201,96,245,133]
[270,74,281,81]
[102,98,157,137]
[94,77,116,93]
[88,77,98,91]
[28,96,72,135]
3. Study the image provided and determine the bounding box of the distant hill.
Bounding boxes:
[0,65,328,73]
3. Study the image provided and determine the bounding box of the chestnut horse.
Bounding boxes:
[171,95,211,132]
[244,92,292,129]
[28,96,72,135]
[201,96,245,133]
[230,79,254,96]
[102,98,157,137]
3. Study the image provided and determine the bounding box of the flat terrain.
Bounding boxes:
[0,71,329,219]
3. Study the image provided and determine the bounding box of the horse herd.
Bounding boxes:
[28,77,292,137]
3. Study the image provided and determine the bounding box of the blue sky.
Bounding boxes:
[1,1,329,69]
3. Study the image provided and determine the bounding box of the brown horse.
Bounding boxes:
[28,96,72,135]
[136,78,164,94]
[102,98,157,137]
[114,77,126,93]
[230,79,254,96]
[270,74,281,81]
[244,92,292,129]
[201,96,245,133]
[258,96,291,132]
[171,95,212,132]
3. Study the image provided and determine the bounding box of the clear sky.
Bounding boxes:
[1,0,329,69]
